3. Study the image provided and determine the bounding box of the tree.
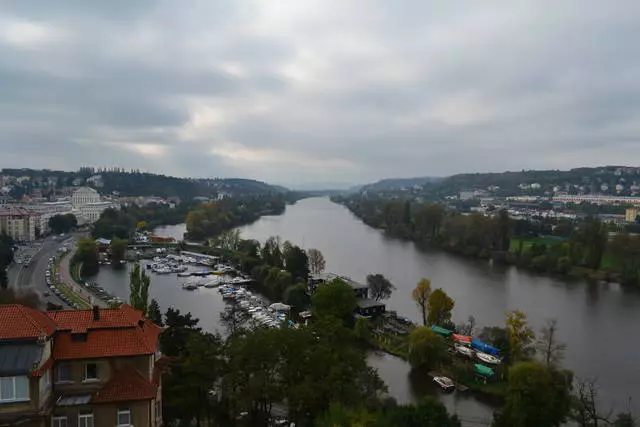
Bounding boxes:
[366,274,396,301]
[427,288,454,326]
[136,220,148,231]
[536,319,566,368]
[412,278,431,326]
[74,238,100,276]
[407,327,448,369]
[572,378,613,427]
[129,263,151,314]
[492,362,573,427]
[283,283,310,312]
[506,310,536,363]
[307,248,326,275]
[263,268,292,301]
[284,244,310,282]
[211,229,241,251]
[109,237,128,265]
[311,278,357,325]
[161,308,202,357]
[609,232,640,285]
[613,413,637,427]
[48,213,77,234]
[354,317,371,343]
[377,397,462,427]
[147,298,163,326]
[573,218,608,270]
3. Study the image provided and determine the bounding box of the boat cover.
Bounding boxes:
[471,338,500,355]
[474,364,494,376]
[452,334,472,343]
[431,325,454,337]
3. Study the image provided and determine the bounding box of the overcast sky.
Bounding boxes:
[1,1,639,187]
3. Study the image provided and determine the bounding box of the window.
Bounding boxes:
[56,364,72,383]
[117,407,131,426]
[0,376,29,402]
[52,416,68,427]
[84,363,98,381]
[78,412,93,427]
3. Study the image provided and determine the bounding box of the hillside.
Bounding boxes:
[357,166,640,198]
[0,167,288,199]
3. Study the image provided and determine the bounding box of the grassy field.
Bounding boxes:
[509,237,563,253]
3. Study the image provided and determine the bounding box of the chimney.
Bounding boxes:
[138,319,145,328]
[93,305,100,321]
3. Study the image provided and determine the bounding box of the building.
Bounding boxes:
[355,299,386,317]
[627,207,639,223]
[552,194,640,206]
[71,187,119,224]
[0,304,164,427]
[0,207,40,241]
[309,273,386,317]
[71,187,101,208]
[26,201,74,235]
[0,305,57,426]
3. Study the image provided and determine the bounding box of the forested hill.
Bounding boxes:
[358,166,640,198]
[0,168,288,199]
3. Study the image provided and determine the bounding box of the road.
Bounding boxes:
[8,234,78,308]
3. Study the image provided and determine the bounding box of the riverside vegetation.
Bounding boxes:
[334,196,640,287]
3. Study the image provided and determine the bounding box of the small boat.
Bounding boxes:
[455,345,475,358]
[433,376,455,392]
[177,272,191,277]
[182,283,197,291]
[476,352,501,365]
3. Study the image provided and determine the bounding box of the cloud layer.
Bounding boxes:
[1,0,639,186]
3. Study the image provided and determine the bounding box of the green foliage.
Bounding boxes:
[147,298,163,326]
[492,362,573,427]
[74,238,100,276]
[506,310,536,363]
[427,288,454,326]
[264,267,292,301]
[283,243,310,282]
[353,317,371,343]
[573,218,608,270]
[284,283,310,312]
[48,213,77,234]
[375,398,462,427]
[407,327,448,369]
[129,263,151,314]
[109,237,128,264]
[609,232,640,285]
[92,208,135,239]
[366,274,396,301]
[261,236,283,268]
[311,278,357,326]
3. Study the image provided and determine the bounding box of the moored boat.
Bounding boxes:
[455,344,475,358]
[433,376,455,392]
[476,352,501,365]
[182,283,197,291]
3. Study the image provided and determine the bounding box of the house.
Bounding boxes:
[355,299,386,317]
[47,305,164,427]
[0,304,164,427]
[0,305,57,427]
[309,273,386,317]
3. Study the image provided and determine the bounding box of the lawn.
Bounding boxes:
[509,237,563,253]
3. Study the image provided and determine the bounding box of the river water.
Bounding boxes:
[94,197,640,422]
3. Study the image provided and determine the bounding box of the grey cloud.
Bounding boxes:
[0,0,639,185]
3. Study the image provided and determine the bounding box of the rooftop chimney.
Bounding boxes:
[93,305,100,321]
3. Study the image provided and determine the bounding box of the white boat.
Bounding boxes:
[177,272,191,277]
[204,280,221,288]
[182,283,197,291]
[455,345,475,358]
[433,376,455,392]
[476,352,501,365]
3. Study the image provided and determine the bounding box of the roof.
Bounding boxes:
[0,343,43,376]
[56,395,92,407]
[356,298,386,309]
[311,273,368,289]
[49,305,163,360]
[92,369,157,403]
[0,305,57,340]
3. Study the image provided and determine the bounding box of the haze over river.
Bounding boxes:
[96,197,640,422]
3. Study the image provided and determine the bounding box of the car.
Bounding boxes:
[43,291,50,297]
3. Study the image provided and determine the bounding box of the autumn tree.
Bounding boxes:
[427,288,455,326]
[506,310,536,363]
[412,278,432,326]
[366,273,396,301]
[307,248,326,275]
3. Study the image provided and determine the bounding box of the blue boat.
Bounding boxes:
[471,338,500,356]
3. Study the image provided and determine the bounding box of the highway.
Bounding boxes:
[8,235,77,308]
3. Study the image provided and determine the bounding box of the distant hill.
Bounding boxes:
[356,166,640,198]
[360,176,443,193]
[0,167,288,199]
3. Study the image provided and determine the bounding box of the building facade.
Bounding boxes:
[626,207,639,223]
[71,187,120,224]
[71,188,100,208]
[25,201,74,235]
[0,304,164,427]
[0,207,40,242]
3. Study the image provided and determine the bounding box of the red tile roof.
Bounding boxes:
[92,369,157,403]
[30,358,53,378]
[0,305,57,340]
[48,304,163,360]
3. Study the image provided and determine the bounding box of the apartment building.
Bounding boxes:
[0,304,164,427]
[0,207,39,242]
[0,305,57,427]
[71,188,119,224]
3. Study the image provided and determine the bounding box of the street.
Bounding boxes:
[8,234,77,308]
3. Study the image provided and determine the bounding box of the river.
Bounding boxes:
[94,197,640,422]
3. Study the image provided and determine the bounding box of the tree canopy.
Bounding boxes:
[412,278,431,326]
[366,273,396,301]
[311,278,357,325]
